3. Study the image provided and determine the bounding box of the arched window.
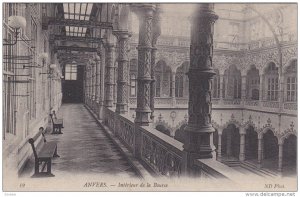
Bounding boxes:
[224,65,241,99]
[285,59,297,102]
[129,59,138,97]
[175,75,184,97]
[246,65,260,100]
[154,60,171,98]
[155,75,161,97]
[264,62,279,101]
[212,69,220,98]
[175,62,189,98]
[130,74,136,97]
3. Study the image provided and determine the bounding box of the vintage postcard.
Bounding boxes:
[2,2,298,193]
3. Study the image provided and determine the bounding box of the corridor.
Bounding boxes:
[21,104,139,178]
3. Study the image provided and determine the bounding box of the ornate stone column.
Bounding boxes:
[259,74,264,101]
[241,74,247,102]
[95,55,101,103]
[150,5,161,120]
[104,43,115,108]
[239,128,246,161]
[87,63,92,105]
[278,142,283,172]
[183,4,218,170]
[133,4,156,126]
[219,74,224,100]
[91,60,96,109]
[257,137,263,168]
[171,71,176,106]
[114,31,131,114]
[217,128,223,161]
[97,43,105,120]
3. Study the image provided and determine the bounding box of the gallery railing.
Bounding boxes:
[103,107,184,177]
[283,102,297,111]
[128,97,296,114]
[99,107,258,179]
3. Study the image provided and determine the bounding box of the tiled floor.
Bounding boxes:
[21,103,138,178]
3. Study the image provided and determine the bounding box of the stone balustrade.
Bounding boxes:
[103,106,184,176]
[128,97,297,115]
[283,102,297,111]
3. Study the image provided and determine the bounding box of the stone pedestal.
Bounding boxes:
[183,4,218,173]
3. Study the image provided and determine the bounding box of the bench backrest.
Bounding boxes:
[28,129,47,159]
[50,114,55,123]
[52,110,57,119]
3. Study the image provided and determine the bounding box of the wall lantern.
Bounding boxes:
[3,16,29,46]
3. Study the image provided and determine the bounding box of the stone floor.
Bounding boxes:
[21,103,138,178]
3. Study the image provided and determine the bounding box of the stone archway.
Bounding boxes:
[221,124,240,159]
[262,129,279,171]
[245,125,258,161]
[282,134,297,176]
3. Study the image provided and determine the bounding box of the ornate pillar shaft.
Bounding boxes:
[258,138,262,168]
[171,72,176,98]
[134,5,155,126]
[217,132,222,160]
[259,74,264,101]
[95,56,101,102]
[241,75,247,100]
[87,63,91,99]
[115,32,131,114]
[219,74,224,100]
[239,132,245,161]
[183,4,218,162]
[150,48,157,120]
[97,44,105,120]
[92,61,96,101]
[150,5,161,120]
[278,143,283,172]
[105,44,115,107]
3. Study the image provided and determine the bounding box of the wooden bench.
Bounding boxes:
[50,110,63,134]
[28,127,59,177]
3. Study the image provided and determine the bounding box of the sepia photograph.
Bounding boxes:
[2,1,298,193]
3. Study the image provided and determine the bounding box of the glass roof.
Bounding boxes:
[63,3,93,37]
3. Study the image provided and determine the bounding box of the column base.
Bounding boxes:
[239,155,245,162]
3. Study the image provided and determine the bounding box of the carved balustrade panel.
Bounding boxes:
[262,101,280,108]
[140,131,182,177]
[223,99,241,105]
[117,116,135,151]
[283,102,297,110]
[245,100,259,107]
